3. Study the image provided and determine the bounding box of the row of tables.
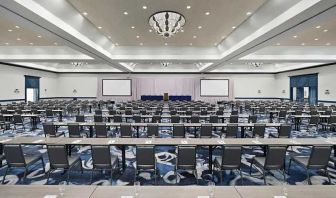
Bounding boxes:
[1,185,335,198]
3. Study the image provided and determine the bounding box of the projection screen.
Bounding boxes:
[102,79,132,96]
[200,79,229,96]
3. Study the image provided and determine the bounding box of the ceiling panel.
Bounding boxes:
[67,0,266,47]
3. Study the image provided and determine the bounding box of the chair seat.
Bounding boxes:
[214,157,240,170]
[94,156,119,169]
[24,154,43,166]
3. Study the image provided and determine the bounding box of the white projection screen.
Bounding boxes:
[102,79,132,96]
[200,79,229,96]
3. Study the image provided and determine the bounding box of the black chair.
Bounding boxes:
[200,124,212,138]
[113,115,122,123]
[225,124,238,138]
[75,115,85,122]
[120,123,133,138]
[307,115,320,130]
[2,144,45,184]
[214,146,242,184]
[12,114,28,132]
[43,122,65,137]
[68,123,88,138]
[90,145,119,184]
[147,124,159,137]
[171,115,180,123]
[229,115,238,123]
[133,115,141,123]
[45,109,54,121]
[108,110,116,115]
[190,115,199,123]
[216,110,224,116]
[172,124,185,138]
[201,110,207,115]
[321,115,336,131]
[95,109,102,115]
[94,115,103,123]
[175,146,197,184]
[248,115,257,123]
[278,110,287,122]
[46,145,83,184]
[288,146,332,184]
[135,145,158,184]
[209,115,218,123]
[249,146,287,184]
[270,124,291,138]
[231,110,238,115]
[95,123,108,138]
[152,115,161,123]
[245,124,266,138]
[0,114,10,131]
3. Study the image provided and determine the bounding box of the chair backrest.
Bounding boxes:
[190,115,199,123]
[248,115,257,123]
[329,115,336,124]
[152,115,161,123]
[200,124,212,138]
[216,110,224,115]
[173,124,185,138]
[108,110,116,115]
[0,114,4,122]
[278,124,291,138]
[226,124,238,138]
[231,110,238,115]
[170,110,177,115]
[113,115,122,122]
[279,110,287,118]
[46,109,53,117]
[91,145,112,169]
[186,110,192,115]
[177,146,196,169]
[4,144,25,167]
[95,123,108,138]
[309,115,320,124]
[264,146,287,170]
[171,115,180,123]
[253,124,266,137]
[201,110,207,115]
[229,115,238,123]
[95,109,102,115]
[94,115,103,122]
[125,109,132,115]
[308,146,332,169]
[221,146,241,169]
[209,115,218,123]
[13,114,23,124]
[43,122,56,137]
[47,145,69,169]
[120,123,132,137]
[76,115,85,122]
[147,124,159,137]
[136,145,155,170]
[68,123,81,138]
[133,115,141,123]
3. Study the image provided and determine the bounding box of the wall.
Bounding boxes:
[275,64,336,103]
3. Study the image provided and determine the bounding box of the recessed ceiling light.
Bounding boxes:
[140,43,143,46]
[189,43,193,46]
[214,43,217,46]
[276,43,280,45]
[149,29,152,32]
[315,25,321,29]
[108,36,111,39]
[16,38,21,41]
[29,42,33,45]
[142,6,147,9]
[186,6,191,9]
[37,35,42,38]
[136,35,140,38]
[326,43,331,46]
[198,26,202,29]
[82,12,88,16]
[193,35,197,39]
[323,29,328,32]
[180,29,184,33]
[131,26,135,29]
[221,35,225,39]
[8,29,12,32]
[205,12,210,15]
[5,43,9,45]
[164,43,168,46]
[232,26,236,29]
[230,63,233,65]
[98,26,102,29]
[54,42,58,45]
[314,38,319,41]
[123,12,128,15]
[246,12,252,15]
[115,43,119,46]
[301,43,305,46]
[15,26,20,29]
[293,35,298,38]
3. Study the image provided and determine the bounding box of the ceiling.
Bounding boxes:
[67,0,266,47]
[0,0,336,73]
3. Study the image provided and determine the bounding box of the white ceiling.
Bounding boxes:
[0,0,335,73]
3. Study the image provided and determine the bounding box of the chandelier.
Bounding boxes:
[149,11,186,38]
[71,62,87,67]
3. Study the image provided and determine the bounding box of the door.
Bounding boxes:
[26,88,39,102]
[25,75,40,103]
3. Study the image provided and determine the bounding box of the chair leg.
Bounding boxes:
[195,169,198,185]
[175,169,178,185]
[305,169,311,185]
[90,169,94,184]
[220,170,223,184]
[134,169,137,184]
[23,167,28,183]
[240,169,243,185]
[325,169,331,184]
[110,169,114,185]
[249,160,254,175]
[2,167,9,184]
[288,159,292,174]
[46,170,51,184]
[263,170,267,185]
[41,158,46,173]
[282,169,286,183]
[67,169,70,185]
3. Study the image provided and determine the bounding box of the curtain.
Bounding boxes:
[25,76,40,88]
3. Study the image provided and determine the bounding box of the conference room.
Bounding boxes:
[1,0,336,197]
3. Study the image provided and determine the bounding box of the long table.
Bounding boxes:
[0,185,335,198]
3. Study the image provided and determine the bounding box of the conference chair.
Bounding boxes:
[245,124,266,138]
[229,115,238,123]
[90,145,119,184]
[172,124,185,138]
[216,110,224,116]
[0,114,10,131]
[288,146,332,185]
[249,146,287,185]
[209,115,219,123]
[75,115,85,122]
[95,109,102,115]
[2,144,45,184]
[225,124,238,138]
[95,122,108,138]
[94,115,103,123]
[133,115,141,123]
[200,124,212,138]
[46,145,83,184]
[270,124,291,138]
[12,114,29,132]
[171,115,180,123]
[307,115,320,131]
[68,123,88,138]
[175,146,197,184]
[248,115,257,123]
[120,123,133,138]
[45,109,55,121]
[43,122,65,137]
[135,145,158,185]
[213,146,242,184]
[113,115,122,123]
[152,115,161,123]
[170,110,177,115]
[201,110,207,115]
[108,110,116,115]
[231,110,238,116]
[278,110,287,122]
[190,115,200,123]
[147,124,159,137]
[321,115,336,131]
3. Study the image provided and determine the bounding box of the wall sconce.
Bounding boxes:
[44,89,47,92]
[325,89,330,95]
[14,89,20,94]
[73,89,77,94]
[257,90,261,94]
[282,90,286,94]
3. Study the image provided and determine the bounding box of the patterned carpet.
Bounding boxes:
[0,112,335,186]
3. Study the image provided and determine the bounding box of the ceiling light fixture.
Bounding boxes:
[301,43,305,45]
[16,38,21,41]
[115,43,119,46]
[131,26,135,29]
[140,43,143,46]
[315,25,321,29]
[326,43,331,46]
[136,35,140,38]
[314,38,319,41]
[15,26,20,28]
[149,11,186,38]
[232,26,236,29]
[142,6,147,9]
[164,43,168,46]
[293,35,297,38]
[37,35,42,38]
[189,43,192,46]
[323,29,328,32]
[8,29,13,32]
[82,12,88,16]
[276,43,280,45]
[193,35,197,39]
[54,42,58,45]
[108,36,111,39]
[205,12,210,15]
[198,26,202,29]
[246,12,252,15]
[123,12,128,15]
[149,29,152,32]
[186,6,191,9]
[71,62,87,67]
[5,43,9,45]
[98,26,102,29]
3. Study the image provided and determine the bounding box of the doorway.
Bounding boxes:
[25,75,40,103]
[290,74,318,104]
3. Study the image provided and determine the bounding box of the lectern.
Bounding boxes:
[163,93,169,101]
